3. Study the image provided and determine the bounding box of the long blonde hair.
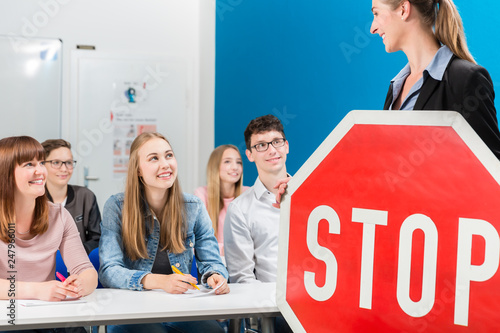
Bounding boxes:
[0,136,49,243]
[206,145,243,236]
[122,132,186,260]
[385,0,475,63]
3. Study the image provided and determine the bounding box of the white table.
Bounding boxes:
[0,282,280,332]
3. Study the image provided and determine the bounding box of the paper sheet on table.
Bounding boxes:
[171,283,223,298]
[18,298,86,307]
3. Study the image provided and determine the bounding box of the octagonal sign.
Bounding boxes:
[278,110,500,332]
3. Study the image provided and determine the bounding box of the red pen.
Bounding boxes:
[56,272,66,282]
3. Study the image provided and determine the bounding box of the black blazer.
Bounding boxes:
[384,55,500,159]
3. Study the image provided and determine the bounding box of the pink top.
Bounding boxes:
[0,202,94,282]
[194,185,248,256]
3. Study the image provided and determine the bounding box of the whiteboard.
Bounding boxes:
[0,36,61,141]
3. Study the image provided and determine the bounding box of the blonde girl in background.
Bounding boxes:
[194,144,248,257]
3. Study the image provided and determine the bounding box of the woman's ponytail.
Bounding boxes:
[435,0,475,63]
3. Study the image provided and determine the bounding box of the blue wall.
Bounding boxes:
[215,0,499,185]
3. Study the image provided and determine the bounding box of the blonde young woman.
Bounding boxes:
[370,0,500,158]
[99,132,229,333]
[0,136,97,333]
[194,144,248,256]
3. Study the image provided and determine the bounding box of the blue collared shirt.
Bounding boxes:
[390,45,453,110]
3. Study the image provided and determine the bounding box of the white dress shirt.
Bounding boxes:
[224,177,281,283]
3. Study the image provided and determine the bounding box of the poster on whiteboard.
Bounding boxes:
[111,80,157,178]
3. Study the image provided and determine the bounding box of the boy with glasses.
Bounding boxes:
[224,114,289,284]
[224,115,292,332]
[42,139,101,254]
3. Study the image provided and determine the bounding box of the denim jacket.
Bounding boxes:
[99,192,227,291]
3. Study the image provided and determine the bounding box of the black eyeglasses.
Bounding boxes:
[45,160,77,170]
[250,138,286,152]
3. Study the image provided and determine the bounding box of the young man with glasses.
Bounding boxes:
[42,139,101,254]
[224,114,289,284]
[224,115,292,332]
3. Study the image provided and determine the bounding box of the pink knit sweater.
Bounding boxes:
[0,202,94,282]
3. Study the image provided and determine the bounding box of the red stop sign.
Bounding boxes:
[278,111,500,332]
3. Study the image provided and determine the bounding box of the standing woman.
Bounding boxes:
[99,132,229,333]
[0,136,97,332]
[194,144,248,256]
[370,0,500,158]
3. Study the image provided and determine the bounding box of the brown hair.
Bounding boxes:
[384,0,475,63]
[41,139,72,157]
[206,145,243,236]
[122,132,186,260]
[244,115,286,149]
[0,136,49,243]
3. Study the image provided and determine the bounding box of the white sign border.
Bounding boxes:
[277,110,500,332]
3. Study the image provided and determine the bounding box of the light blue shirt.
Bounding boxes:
[390,45,454,110]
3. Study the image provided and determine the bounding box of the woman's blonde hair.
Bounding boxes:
[0,136,49,243]
[122,132,186,260]
[206,145,243,236]
[385,0,475,63]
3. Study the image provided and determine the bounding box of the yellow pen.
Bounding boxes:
[171,265,200,290]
